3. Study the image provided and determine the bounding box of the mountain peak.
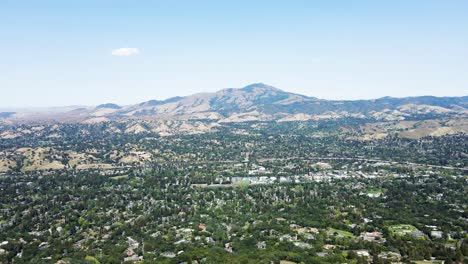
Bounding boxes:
[97,103,121,109]
[240,83,283,93]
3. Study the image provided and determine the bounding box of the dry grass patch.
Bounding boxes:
[21,147,65,171]
[0,158,16,172]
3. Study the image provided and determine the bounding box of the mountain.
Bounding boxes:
[117,83,316,120]
[1,83,467,124]
[97,103,121,109]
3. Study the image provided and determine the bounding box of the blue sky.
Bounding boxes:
[1,0,467,107]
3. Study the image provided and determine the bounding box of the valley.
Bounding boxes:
[0,85,467,264]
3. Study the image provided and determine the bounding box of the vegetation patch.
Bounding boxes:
[389,224,425,239]
[110,175,128,180]
[327,228,356,238]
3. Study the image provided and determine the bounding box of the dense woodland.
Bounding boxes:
[0,120,467,263]
[1,171,466,263]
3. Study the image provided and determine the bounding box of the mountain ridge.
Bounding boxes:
[1,83,467,124]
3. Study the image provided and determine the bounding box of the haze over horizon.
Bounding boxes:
[1,0,467,108]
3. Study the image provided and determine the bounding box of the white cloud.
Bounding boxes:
[111,48,140,56]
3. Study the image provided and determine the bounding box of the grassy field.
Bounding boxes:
[328,228,356,238]
[280,261,297,264]
[388,224,425,239]
[110,175,129,180]
[367,188,383,195]
[411,261,444,264]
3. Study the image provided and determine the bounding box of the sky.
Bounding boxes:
[1,0,467,108]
